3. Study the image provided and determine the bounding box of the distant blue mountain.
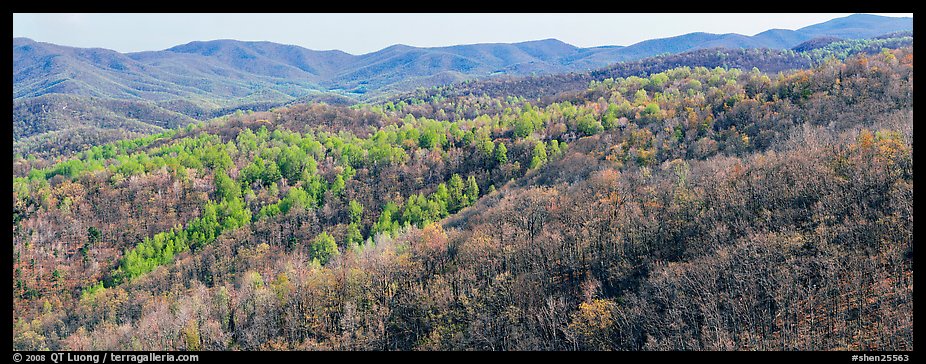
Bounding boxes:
[798,13,913,39]
[13,14,912,104]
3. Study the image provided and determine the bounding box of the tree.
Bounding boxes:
[419,129,440,149]
[345,223,363,247]
[495,142,509,165]
[373,202,401,236]
[87,227,102,244]
[330,174,346,197]
[279,187,313,214]
[240,157,267,186]
[514,118,535,138]
[569,298,616,350]
[263,161,282,185]
[302,173,327,205]
[576,114,602,136]
[214,169,240,201]
[548,140,562,158]
[530,142,548,169]
[478,138,495,159]
[634,89,649,104]
[448,174,466,212]
[310,232,338,265]
[465,175,479,206]
[602,104,619,130]
[348,200,363,224]
[51,269,62,288]
[219,196,251,231]
[642,102,661,118]
[433,183,450,216]
[649,72,669,89]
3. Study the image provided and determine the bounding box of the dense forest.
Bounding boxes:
[12,46,912,350]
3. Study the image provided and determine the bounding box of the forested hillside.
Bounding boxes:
[395,33,913,105]
[11,14,912,160]
[12,46,912,350]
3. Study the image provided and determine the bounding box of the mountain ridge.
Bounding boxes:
[13,14,912,103]
[12,14,913,157]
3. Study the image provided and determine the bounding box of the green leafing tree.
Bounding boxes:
[51,269,62,286]
[514,118,535,138]
[530,142,548,169]
[373,202,401,236]
[263,161,282,185]
[279,186,314,215]
[214,169,240,201]
[348,200,363,224]
[402,194,426,227]
[310,232,338,265]
[302,173,327,206]
[240,157,267,187]
[190,202,220,249]
[495,142,509,165]
[576,114,602,136]
[218,196,251,231]
[448,174,466,212]
[330,174,346,197]
[345,223,363,247]
[478,138,495,158]
[434,183,450,216]
[602,103,619,130]
[548,140,562,158]
[277,145,307,182]
[466,175,479,206]
[643,102,661,118]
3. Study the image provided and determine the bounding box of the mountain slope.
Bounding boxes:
[15,38,328,102]
[751,29,812,49]
[13,38,179,100]
[14,14,912,103]
[11,47,913,351]
[798,13,913,39]
[153,39,354,80]
[12,14,913,158]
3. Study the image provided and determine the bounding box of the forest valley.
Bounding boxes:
[12,47,913,350]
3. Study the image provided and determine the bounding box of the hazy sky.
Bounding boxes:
[13,13,913,55]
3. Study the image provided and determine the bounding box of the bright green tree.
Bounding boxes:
[345,223,363,247]
[514,118,535,138]
[310,232,338,264]
[495,142,509,165]
[373,202,401,235]
[530,142,548,169]
[576,114,602,136]
[348,200,363,224]
[478,138,495,158]
[330,174,346,197]
[214,169,240,201]
[448,174,466,212]
[549,140,562,158]
[465,175,479,206]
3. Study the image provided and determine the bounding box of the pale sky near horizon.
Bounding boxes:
[13,13,914,55]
